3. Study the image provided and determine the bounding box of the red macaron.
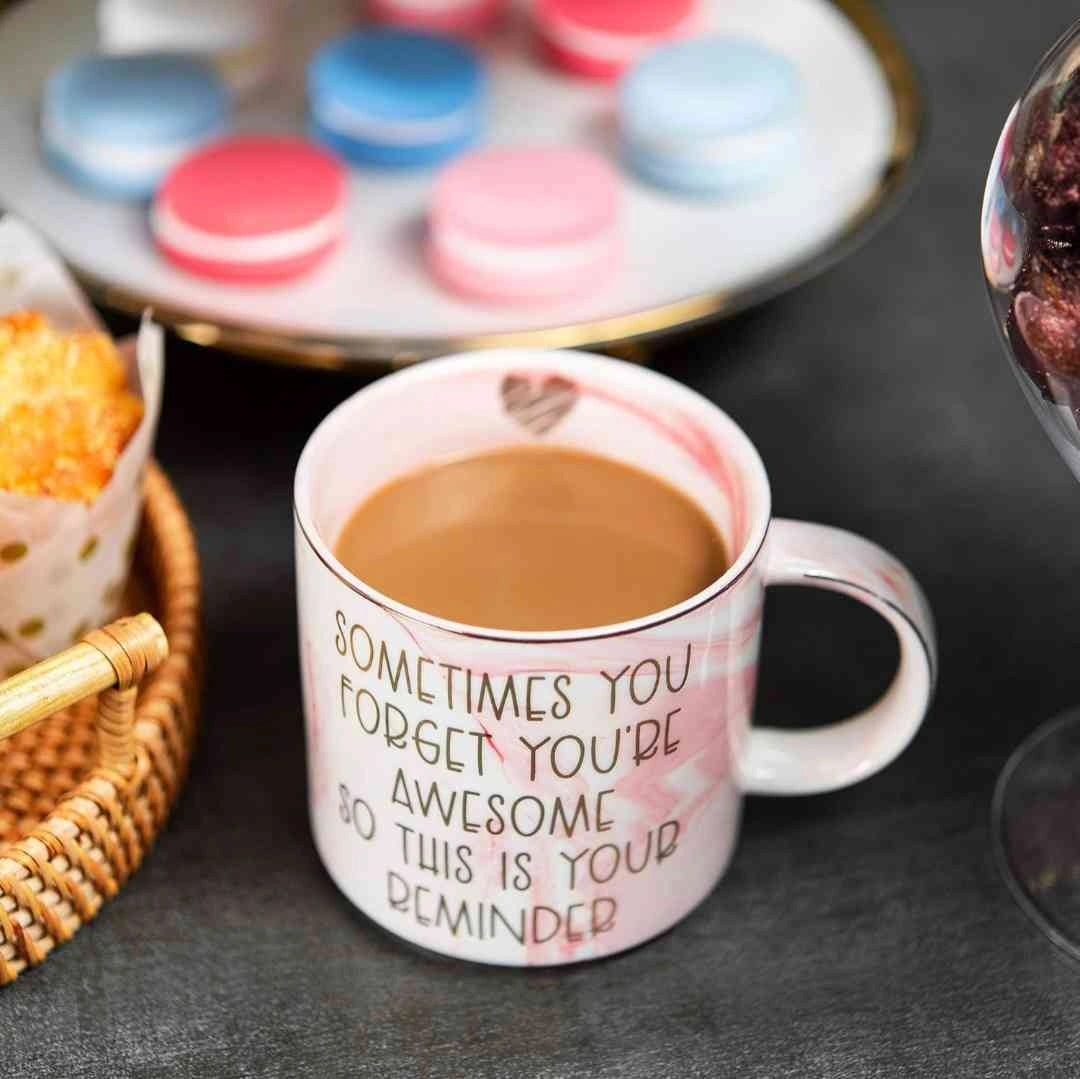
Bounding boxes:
[368,0,505,36]
[535,0,698,80]
[152,136,347,284]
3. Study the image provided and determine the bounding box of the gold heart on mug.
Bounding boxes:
[500,374,579,436]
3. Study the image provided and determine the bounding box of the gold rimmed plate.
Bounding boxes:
[0,0,923,372]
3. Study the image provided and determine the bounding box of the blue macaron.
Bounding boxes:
[308,28,486,169]
[620,37,803,198]
[41,53,230,200]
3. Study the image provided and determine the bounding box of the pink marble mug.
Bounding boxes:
[294,350,936,966]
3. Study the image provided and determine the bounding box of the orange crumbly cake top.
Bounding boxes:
[0,310,144,502]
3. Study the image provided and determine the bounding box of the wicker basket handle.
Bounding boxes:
[0,614,169,776]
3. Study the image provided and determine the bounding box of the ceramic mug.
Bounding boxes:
[294,350,936,967]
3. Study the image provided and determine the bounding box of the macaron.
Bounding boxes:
[41,53,229,200]
[308,29,486,168]
[428,147,620,305]
[621,37,803,197]
[152,136,347,283]
[534,0,697,80]
[368,0,505,36]
[98,0,281,97]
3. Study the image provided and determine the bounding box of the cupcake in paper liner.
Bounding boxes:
[0,217,164,675]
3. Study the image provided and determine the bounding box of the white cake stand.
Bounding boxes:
[0,0,923,371]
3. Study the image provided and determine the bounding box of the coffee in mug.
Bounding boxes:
[334,446,729,632]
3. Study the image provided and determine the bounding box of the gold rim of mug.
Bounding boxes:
[296,513,938,672]
[292,348,775,643]
[66,0,925,373]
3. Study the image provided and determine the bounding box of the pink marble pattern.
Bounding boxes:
[294,349,935,965]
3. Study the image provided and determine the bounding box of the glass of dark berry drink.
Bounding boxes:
[984,18,1080,958]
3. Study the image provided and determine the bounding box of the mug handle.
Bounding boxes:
[738,519,937,796]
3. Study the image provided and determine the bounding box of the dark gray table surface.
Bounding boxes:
[6,0,1080,1075]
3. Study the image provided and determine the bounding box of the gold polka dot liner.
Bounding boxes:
[0,543,27,564]
[0,308,163,674]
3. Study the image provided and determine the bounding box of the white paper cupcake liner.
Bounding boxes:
[0,216,164,674]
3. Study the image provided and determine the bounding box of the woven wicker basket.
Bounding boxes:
[0,463,202,983]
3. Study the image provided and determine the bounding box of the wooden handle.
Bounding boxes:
[0,614,169,775]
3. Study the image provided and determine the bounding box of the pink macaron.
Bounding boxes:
[152,135,347,284]
[535,0,698,80]
[428,146,620,305]
[367,0,505,35]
